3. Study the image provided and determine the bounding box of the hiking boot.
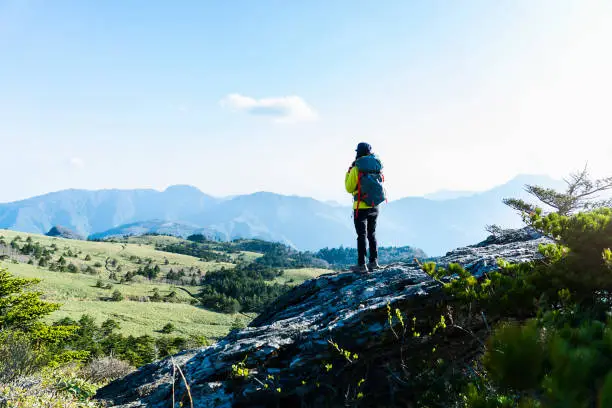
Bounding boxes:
[350,264,369,273]
[367,260,380,270]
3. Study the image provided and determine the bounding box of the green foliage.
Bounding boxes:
[53,373,99,402]
[150,287,162,302]
[160,322,175,334]
[0,374,103,408]
[155,240,233,262]
[0,268,75,357]
[482,321,544,391]
[0,268,62,331]
[328,340,359,363]
[231,355,250,378]
[51,314,204,367]
[317,245,429,267]
[0,331,41,382]
[599,372,612,408]
[197,264,290,313]
[448,179,612,406]
[134,263,161,280]
[459,382,519,408]
[503,165,612,216]
[110,289,123,301]
[230,316,246,331]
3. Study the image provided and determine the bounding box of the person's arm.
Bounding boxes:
[345,165,358,194]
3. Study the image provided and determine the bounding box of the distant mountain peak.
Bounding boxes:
[163,184,204,194]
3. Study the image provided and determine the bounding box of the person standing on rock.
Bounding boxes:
[345,142,386,273]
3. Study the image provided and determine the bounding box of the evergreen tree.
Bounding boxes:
[111,290,123,301]
[0,268,62,331]
[100,319,120,336]
[150,288,162,302]
[504,164,612,216]
[160,323,175,334]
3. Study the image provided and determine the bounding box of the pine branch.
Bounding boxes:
[502,198,535,214]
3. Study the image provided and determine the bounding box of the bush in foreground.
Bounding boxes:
[79,356,134,383]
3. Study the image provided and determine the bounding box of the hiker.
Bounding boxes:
[345,142,386,272]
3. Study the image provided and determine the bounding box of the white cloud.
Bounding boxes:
[68,157,85,169]
[220,93,318,124]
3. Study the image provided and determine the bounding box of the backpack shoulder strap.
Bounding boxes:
[355,171,363,218]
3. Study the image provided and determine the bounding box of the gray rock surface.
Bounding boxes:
[45,225,85,240]
[439,226,550,277]
[95,230,550,408]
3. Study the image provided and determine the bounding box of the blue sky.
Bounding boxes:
[1,0,611,204]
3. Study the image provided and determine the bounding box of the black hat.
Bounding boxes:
[355,142,372,157]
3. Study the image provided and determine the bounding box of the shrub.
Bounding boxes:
[160,323,175,334]
[155,336,187,358]
[482,320,544,391]
[83,265,97,275]
[53,373,98,401]
[110,290,123,301]
[164,290,179,303]
[150,288,162,302]
[230,316,246,331]
[100,318,120,336]
[84,254,92,261]
[0,332,40,382]
[79,356,134,383]
[0,375,100,408]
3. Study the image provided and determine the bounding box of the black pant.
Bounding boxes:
[354,207,378,266]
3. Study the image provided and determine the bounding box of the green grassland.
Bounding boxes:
[0,229,236,273]
[0,230,249,339]
[0,261,198,302]
[50,300,251,338]
[0,230,325,340]
[1,260,252,339]
[274,268,330,285]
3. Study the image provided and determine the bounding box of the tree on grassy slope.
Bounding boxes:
[0,267,77,380]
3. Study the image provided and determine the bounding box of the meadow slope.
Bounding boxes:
[0,230,327,339]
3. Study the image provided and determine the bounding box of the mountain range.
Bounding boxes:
[0,175,565,255]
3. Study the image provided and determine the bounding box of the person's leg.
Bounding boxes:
[367,207,379,265]
[353,210,368,266]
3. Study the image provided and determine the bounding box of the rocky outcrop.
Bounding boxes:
[45,225,85,240]
[439,226,548,277]
[95,230,551,408]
